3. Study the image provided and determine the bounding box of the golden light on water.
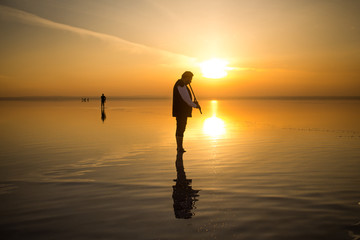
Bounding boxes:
[203,100,226,139]
[203,116,226,139]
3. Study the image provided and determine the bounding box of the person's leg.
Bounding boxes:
[176,117,187,152]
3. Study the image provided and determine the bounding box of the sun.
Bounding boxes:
[199,58,229,79]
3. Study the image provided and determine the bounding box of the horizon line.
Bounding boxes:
[1,96,360,101]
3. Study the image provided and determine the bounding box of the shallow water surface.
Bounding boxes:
[0,99,360,239]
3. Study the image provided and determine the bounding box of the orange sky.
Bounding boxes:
[0,0,359,98]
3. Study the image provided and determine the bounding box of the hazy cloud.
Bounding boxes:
[0,5,194,62]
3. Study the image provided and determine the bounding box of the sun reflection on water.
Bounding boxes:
[202,100,226,139]
[203,116,225,138]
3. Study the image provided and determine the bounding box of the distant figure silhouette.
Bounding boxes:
[101,107,106,123]
[172,152,200,219]
[172,71,200,152]
[101,93,106,109]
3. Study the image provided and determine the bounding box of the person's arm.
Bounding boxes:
[177,85,198,108]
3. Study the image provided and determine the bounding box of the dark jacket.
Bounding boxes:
[172,80,192,118]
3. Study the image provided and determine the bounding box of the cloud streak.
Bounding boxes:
[0,5,194,62]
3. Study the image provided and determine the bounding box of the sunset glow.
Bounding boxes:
[1,1,360,237]
[199,58,229,79]
[0,1,359,97]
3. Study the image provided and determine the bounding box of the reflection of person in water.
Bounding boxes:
[101,107,106,122]
[101,93,106,109]
[172,152,200,219]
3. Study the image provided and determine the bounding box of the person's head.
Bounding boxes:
[181,71,193,85]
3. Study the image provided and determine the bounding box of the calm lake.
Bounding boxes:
[0,98,360,240]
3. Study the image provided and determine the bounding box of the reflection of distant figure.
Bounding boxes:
[101,93,106,109]
[172,152,200,219]
[348,221,360,240]
[172,71,200,152]
[101,107,106,123]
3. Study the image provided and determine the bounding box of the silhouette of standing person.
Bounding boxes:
[172,71,200,152]
[101,93,106,109]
